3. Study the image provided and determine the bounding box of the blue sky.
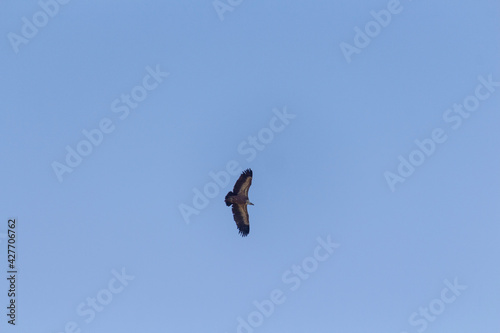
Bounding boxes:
[1,1,499,332]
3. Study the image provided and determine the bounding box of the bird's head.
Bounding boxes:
[247,200,254,206]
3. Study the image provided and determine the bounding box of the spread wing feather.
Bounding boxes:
[233,169,252,197]
[232,204,249,237]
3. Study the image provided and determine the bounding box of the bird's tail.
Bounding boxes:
[224,191,234,206]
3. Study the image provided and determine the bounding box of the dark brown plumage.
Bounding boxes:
[224,169,254,237]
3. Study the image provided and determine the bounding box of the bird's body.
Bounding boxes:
[225,195,251,205]
[225,169,253,237]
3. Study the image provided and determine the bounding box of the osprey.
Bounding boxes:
[225,169,254,237]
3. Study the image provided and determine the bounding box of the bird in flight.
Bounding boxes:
[225,169,254,237]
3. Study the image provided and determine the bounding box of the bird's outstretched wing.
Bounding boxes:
[232,204,250,237]
[233,169,252,197]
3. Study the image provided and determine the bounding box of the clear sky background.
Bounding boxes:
[1,1,499,332]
